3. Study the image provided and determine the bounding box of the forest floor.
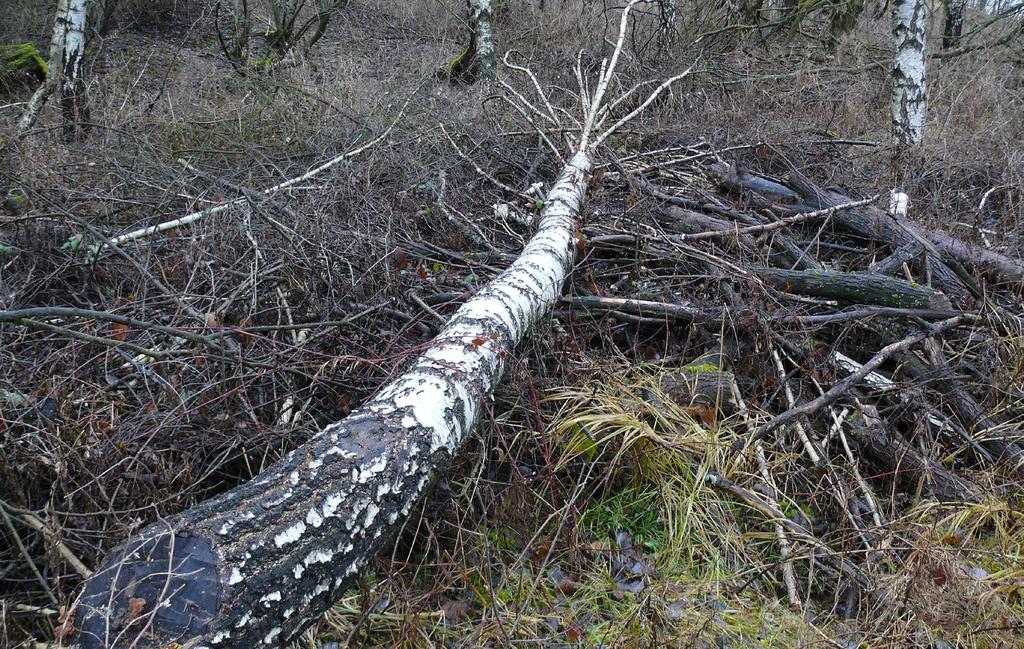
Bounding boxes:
[2,1,1023,647]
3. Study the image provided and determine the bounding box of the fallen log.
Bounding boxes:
[781,169,980,300]
[708,162,802,207]
[564,295,719,323]
[656,205,822,271]
[77,157,593,649]
[754,267,951,309]
[722,163,1024,293]
[72,5,692,647]
[927,230,1024,286]
[869,240,924,276]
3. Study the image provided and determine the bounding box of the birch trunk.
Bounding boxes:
[73,153,592,648]
[891,0,927,147]
[660,0,677,44]
[18,0,88,133]
[449,0,496,82]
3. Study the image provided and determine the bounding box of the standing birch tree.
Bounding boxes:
[18,0,89,134]
[659,0,677,45]
[448,0,496,83]
[71,3,692,647]
[891,0,927,147]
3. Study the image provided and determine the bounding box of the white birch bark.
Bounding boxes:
[450,0,496,82]
[19,0,88,133]
[468,0,496,80]
[74,152,593,649]
[891,0,927,147]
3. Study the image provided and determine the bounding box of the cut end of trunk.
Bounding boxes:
[75,528,221,649]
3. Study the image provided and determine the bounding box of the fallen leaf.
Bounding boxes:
[54,605,76,643]
[441,598,470,623]
[125,596,147,626]
[548,565,581,594]
[566,621,585,642]
[530,538,552,564]
[110,322,128,341]
[691,403,717,426]
[394,249,409,271]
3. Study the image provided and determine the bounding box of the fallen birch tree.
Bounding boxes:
[71,4,692,647]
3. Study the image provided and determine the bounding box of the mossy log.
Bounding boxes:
[754,267,951,309]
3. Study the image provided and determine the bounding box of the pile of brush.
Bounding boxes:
[540,138,1024,636]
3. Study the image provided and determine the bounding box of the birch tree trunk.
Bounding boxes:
[891,0,927,147]
[449,0,496,83]
[18,0,88,134]
[942,0,966,50]
[660,0,677,45]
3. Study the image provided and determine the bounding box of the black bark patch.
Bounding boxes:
[76,528,220,649]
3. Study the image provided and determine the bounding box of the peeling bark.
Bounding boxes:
[19,0,88,134]
[73,153,593,648]
[891,0,927,147]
